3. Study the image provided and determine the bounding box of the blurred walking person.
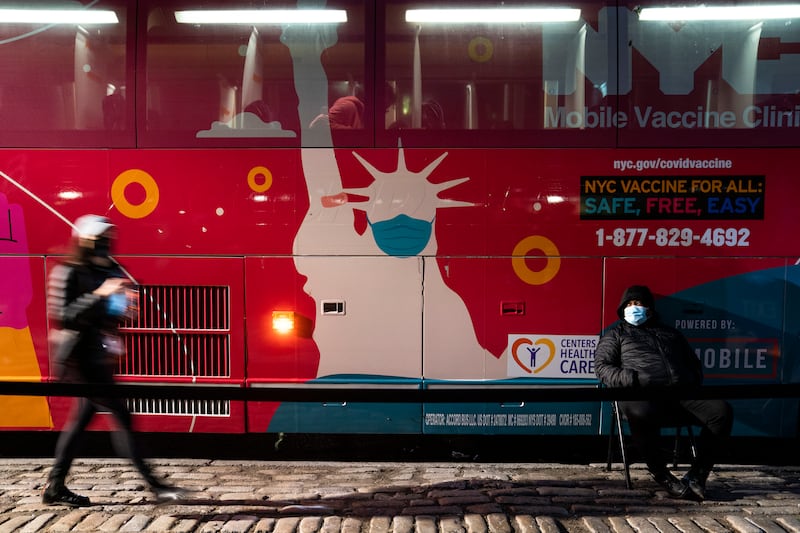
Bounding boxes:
[44,214,185,507]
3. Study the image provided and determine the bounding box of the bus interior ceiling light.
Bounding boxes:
[174,9,347,24]
[0,8,118,24]
[405,8,581,24]
[638,5,800,21]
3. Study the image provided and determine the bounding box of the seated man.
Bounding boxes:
[594,285,733,500]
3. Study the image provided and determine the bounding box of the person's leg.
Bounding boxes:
[679,399,734,469]
[99,394,186,500]
[97,395,159,484]
[49,398,95,486]
[618,400,689,497]
[618,400,667,472]
[44,398,96,506]
[678,399,733,499]
[80,361,159,486]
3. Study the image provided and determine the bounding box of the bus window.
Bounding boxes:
[0,1,132,148]
[140,0,367,148]
[620,0,800,147]
[378,1,615,148]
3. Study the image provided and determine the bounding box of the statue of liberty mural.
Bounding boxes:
[282,1,505,380]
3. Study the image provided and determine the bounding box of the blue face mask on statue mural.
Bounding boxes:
[623,305,648,326]
[368,214,433,257]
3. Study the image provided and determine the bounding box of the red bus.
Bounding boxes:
[0,0,798,438]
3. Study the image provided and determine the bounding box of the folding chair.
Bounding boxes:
[606,400,697,489]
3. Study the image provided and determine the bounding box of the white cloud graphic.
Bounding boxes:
[196,112,296,138]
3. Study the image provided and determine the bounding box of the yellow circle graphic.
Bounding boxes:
[111,169,159,219]
[468,36,494,63]
[511,235,561,285]
[248,166,273,193]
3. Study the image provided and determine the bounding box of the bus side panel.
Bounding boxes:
[422,256,602,435]
[106,149,305,257]
[0,254,53,430]
[249,256,423,434]
[783,266,800,436]
[99,256,246,434]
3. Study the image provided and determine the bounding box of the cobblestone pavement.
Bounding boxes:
[0,458,798,532]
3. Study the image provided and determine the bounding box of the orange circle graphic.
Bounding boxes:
[511,236,561,285]
[248,166,273,193]
[111,169,159,219]
[468,36,494,63]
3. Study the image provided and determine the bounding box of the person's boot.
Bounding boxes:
[42,480,91,507]
[651,469,689,498]
[141,465,188,502]
[150,481,186,502]
[683,466,711,501]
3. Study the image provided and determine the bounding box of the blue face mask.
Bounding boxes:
[624,305,648,326]
[368,214,433,257]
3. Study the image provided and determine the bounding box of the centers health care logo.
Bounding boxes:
[510,336,556,375]
[507,334,599,379]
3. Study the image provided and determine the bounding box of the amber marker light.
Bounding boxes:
[272,311,296,334]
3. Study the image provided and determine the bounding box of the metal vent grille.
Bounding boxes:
[126,398,230,417]
[118,333,229,376]
[131,285,229,330]
[117,285,231,416]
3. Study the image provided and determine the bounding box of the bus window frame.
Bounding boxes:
[0,1,135,148]
[135,0,374,149]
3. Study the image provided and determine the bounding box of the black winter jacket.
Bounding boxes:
[594,318,703,389]
[48,261,126,375]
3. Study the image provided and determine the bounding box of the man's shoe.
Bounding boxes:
[651,470,690,499]
[42,485,91,507]
[683,468,709,501]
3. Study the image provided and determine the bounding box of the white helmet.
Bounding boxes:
[72,214,115,240]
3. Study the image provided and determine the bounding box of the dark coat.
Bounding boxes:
[594,319,703,388]
[595,286,703,389]
[48,261,126,378]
